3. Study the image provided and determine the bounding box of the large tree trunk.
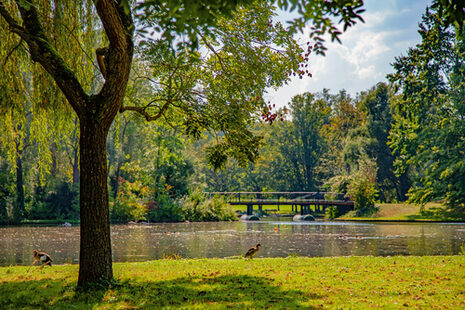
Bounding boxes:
[77,116,113,286]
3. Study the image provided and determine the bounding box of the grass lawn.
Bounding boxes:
[339,203,465,222]
[1,256,465,309]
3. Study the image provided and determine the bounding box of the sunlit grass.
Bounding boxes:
[340,202,465,222]
[1,256,465,309]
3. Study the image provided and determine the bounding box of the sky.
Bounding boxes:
[267,0,432,107]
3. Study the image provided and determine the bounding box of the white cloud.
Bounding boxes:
[357,65,378,80]
[268,0,430,107]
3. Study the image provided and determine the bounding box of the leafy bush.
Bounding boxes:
[28,182,79,220]
[326,157,378,217]
[111,180,152,222]
[148,193,184,222]
[325,175,352,194]
[178,190,237,222]
[347,158,378,215]
[113,183,237,223]
[347,177,378,215]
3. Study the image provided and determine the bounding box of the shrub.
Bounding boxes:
[148,193,184,222]
[347,177,378,214]
[178,189,237,222]
[111,180,152,222]
[326,157,378,217]
[347,158,378,215]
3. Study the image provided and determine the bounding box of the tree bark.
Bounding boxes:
[77,116,112,286]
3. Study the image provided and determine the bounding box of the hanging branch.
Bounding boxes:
[0,0,88,115]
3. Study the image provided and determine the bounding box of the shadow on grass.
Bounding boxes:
[0,278,105,309]
[0,274,321,309]
[407,206,465,221]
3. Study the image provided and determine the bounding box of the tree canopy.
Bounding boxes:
[389,7,465,210]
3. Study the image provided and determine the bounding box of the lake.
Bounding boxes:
[1,219,465,266]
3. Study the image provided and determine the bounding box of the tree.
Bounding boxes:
[317,89,362,179]
[359,83,408,201]
[0,0,365,287]
[388,7,465,210]
[262,93,330,191]
[0,0,133,286]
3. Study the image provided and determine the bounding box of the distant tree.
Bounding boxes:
[318,89,363,179]
[360,83,409,201]
[270,93,331,191]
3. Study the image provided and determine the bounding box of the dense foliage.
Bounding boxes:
[389,8,465,211]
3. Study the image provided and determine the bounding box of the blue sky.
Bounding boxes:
[267,0,432,107]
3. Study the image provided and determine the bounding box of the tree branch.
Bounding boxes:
[96,47,108,79]
[0,2,27,37]
[120,100,171,122]
[91,0,134,126]
[1,38,23,66]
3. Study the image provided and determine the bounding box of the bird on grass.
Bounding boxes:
[32,250,53,267]
[244,243,261,259]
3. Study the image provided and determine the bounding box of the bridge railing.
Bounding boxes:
[205,191,349,203]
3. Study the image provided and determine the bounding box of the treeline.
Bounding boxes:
[1,7,465,224]
[203,84,407,214]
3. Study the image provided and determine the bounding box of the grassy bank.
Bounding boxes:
[1,256,465,309]
[338,203,465,222]
[234,202,465,222]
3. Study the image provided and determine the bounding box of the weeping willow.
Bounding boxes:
[0,0,101,219]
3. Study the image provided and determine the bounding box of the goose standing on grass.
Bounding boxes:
[244,243,261,259]
[32,250,53,267]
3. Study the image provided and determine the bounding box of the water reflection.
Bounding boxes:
[1,220,465,266]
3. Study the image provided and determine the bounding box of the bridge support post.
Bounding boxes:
[247,205,253,216]
[301,205,310,215]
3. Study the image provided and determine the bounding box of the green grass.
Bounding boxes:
[339,203,465,222]
[1,256,465,309]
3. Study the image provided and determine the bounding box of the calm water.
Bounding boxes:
[1,219,465,266]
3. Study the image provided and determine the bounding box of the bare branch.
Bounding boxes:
[199,32,227,73]
[1,38,23,66]
[120,100,171,122]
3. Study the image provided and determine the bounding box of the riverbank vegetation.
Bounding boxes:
[1,256,464,309]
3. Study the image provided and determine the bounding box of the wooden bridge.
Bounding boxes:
[206,192,354,217]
